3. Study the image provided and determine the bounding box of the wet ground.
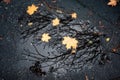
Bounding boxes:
[0,0,120,80]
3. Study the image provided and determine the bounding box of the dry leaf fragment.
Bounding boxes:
[0,36,3,40]
[27,4,38,15]
[28,22,33,26]
[111,45,120,53]
[112,48,117,53]
[62,36,78,53]
[71,12,77,19]
[107,0,118,6]
[52,18,60,26]
[56,10,63,13]
[52,0,57,3]
[85,74,89,80]
[88,40,93,44]
[3,0,11,4]
[41,33,51,42]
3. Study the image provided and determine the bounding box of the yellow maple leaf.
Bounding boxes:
[107,0,118,6]
[52,18,60,26]
[27,4,38,15]
[71,12,77,19]
[41,33,51,42]
[62,36,78,53]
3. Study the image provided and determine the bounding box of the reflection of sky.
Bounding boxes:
[0,0,120,80]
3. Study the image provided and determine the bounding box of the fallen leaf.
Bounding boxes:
[56,10,63,13]
[41,33,51,42]
[62,36,78,53]
[0,36,3,40]
[111,45,120,53]
[27,4,38,15]
[28,22,33,26]
[71,12,77,19]
[52,18,60,26]
[88,40,93,44]
[3,0,11,4]
[52,0,57,3]
[107,0,118,6]
[112,48,117,53]
[105,37,110,42]
[85,74,89,80]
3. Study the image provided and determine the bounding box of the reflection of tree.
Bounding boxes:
[18,0,110,76]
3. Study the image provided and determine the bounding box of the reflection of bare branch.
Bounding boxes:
[18,1,110,77]
[32,43,46,58]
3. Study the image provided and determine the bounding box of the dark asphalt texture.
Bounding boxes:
[0,0,120,80]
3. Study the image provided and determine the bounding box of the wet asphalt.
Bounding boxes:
[0,0,120,80]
